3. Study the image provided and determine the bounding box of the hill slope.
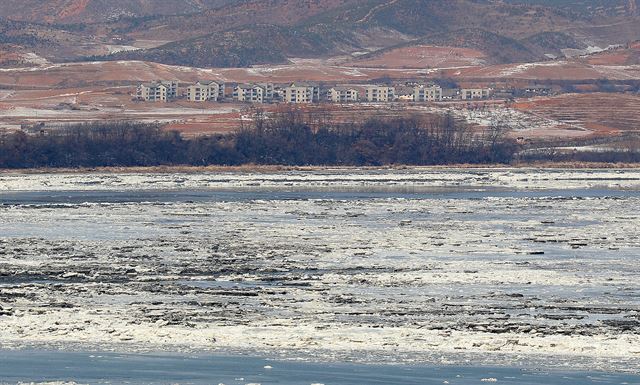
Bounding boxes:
[504,0,638,17]
[103,0,640,67]
[3,0,640,68]
[0,0,239,23]
[105,24,360,67]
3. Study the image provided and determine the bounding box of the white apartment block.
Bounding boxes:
[283,83,320,104]
[461,88,491,100]
[257,83,274,101]
[136,81,179,102]
[364,86,395,102]
[234,84,266,103]
[413,84,443,102]
[186,81,225,102]
[327,87,359,103]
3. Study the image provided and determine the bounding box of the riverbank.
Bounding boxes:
[2,162,640,175]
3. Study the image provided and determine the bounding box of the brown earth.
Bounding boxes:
[582,44,640,66]
[457,61,640,80]
[0,86,250,133]
[513,93,640,136]
[0,61,436,88]
[0,45,28,67]
[4,162,640,175]
[1,56,639,141]
[1,56,640,92]
[344,45,487,69]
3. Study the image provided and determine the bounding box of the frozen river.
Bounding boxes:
[1,350,639,385]
[0,168,639,381]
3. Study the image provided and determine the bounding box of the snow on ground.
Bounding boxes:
[410,103,571,133]
[105,45,140,54]
[0,169,639,373]
[405,102,595,138]
[562,45,623,58]
[593,65,640,80]
[0,91,14,100]
[495,61,568,77]
[20,53,50,66]
[0,105,236,121]
[17,383,81,385]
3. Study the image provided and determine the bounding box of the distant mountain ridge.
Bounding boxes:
[1,0,639,68]
[102,0,640,67]
[0,0,239,23]
[504,0,638,17]
[1,0,637,25]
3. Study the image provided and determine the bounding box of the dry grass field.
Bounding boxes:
[514,93,640,136]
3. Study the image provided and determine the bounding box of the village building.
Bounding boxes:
[460,88,491,100]
[283,82,320,103]
[327,87,359,103]
[257,83,275,102]
[394,85,414,102]
[364,85,395,102]
[136,81,179,102]
[441,88,459,100]
[493,89,516,99]
[186,81,225,102]
[413,84,443,102]
[233,83,274,103]
[234,84,266,103]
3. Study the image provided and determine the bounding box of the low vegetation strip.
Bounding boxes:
[0,109,518,168]
[2,108,639,169]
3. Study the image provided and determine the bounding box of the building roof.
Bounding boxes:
[289,82,318,88]
[194,81,222,86]
[139,82,167,89]
[394,85,414,96]
[414,84,441,89]
[140,80,177,88]
[237,84,261,90]
[364,85,394,89]
[442,88,459,97]
[330,86,358,92]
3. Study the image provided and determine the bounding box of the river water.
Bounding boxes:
[1,169,640,382]
[1,350,639,384]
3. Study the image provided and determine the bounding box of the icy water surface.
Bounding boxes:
[1,169,640,379]
[1,350,639,385]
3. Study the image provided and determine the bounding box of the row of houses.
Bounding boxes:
[136,81,492,103]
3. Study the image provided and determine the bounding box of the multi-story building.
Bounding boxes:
[441,88,459,100]
[364,86,395,102]
[394,85,414,102]
[186,81,225,102]
[413,84,443,102]
[461,88,491,100]
[282,82,320,104]
[136,81,179,102]
[257,83,275,102]
[234,84,266,103]
[327,87,359,103]
[136,83,165,102]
